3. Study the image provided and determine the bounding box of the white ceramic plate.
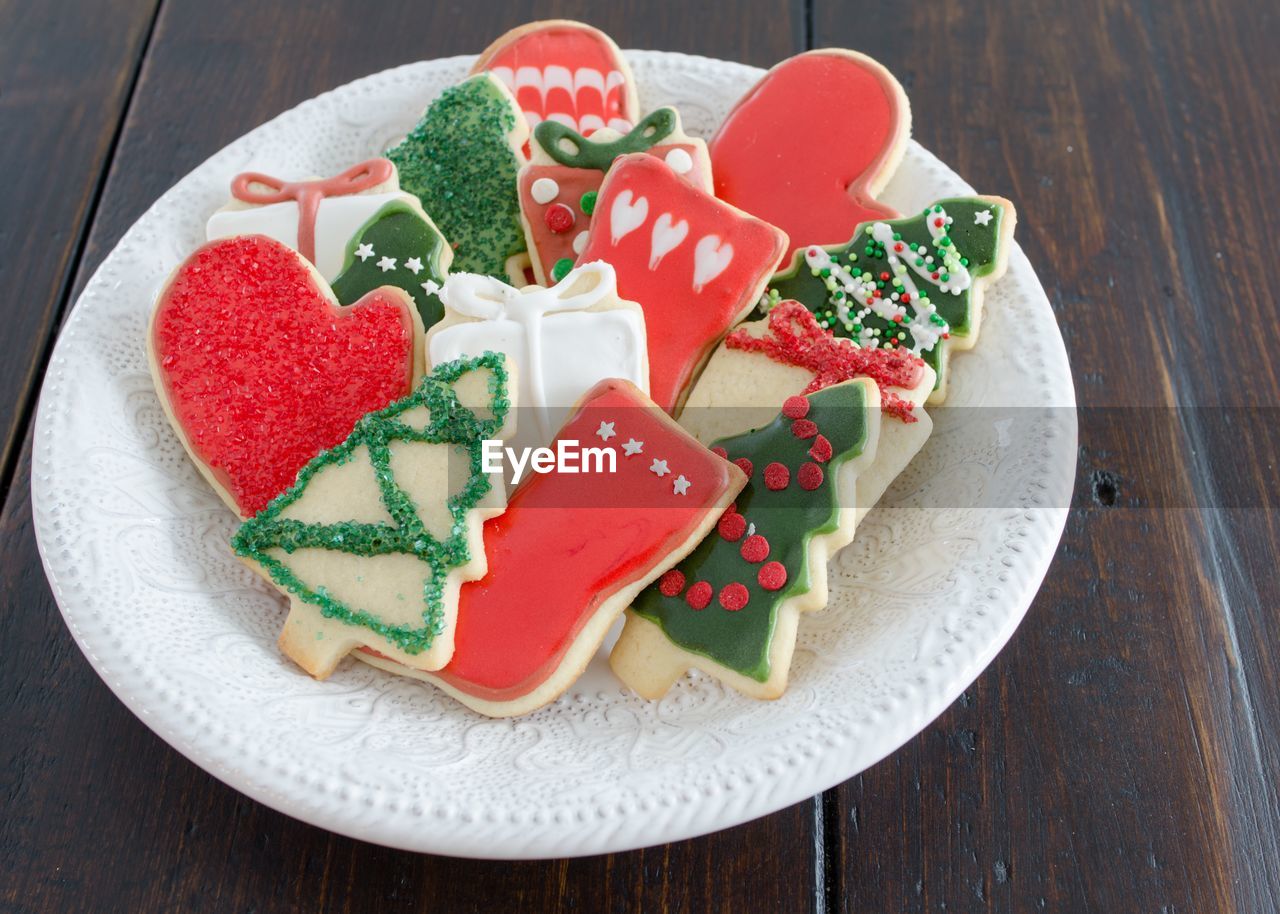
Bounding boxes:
[32,51,1075,858]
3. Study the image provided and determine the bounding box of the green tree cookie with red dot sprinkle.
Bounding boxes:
[612,379,879,699]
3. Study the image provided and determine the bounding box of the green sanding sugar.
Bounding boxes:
[387,75,527,279]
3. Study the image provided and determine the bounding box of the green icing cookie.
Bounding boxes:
[231,353,511,656]
[386,74,526,279]
[763,197,1007,389]
[331,200,449,329]
[631,381,871,682]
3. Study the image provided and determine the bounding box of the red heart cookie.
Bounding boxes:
[149,235,421,517]
[708,49,910,260]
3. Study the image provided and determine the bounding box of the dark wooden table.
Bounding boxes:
[3,1,1278,911]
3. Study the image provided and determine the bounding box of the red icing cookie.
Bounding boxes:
[149,235,421,517]
[575,154,788,414]
[471,20,638,137]
[708,49,910,259]
[360,379,746,717]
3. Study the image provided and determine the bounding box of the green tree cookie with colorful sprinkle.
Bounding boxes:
[387,74,530,283]
[761,196,1016,403]
[232,352,516,679]
[611,378,882,700]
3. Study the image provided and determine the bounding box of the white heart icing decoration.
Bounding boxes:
[692,235,734,292]
[648,213,689,270]
[609,189,649,245]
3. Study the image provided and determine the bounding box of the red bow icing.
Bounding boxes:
[230,158,396,266]
[725,300,926,423]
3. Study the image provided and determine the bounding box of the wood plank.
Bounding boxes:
[0,0,159,483]
[814,0,1280,910]
[3,1,817,911]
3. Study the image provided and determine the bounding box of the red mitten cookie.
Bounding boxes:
[575,153,788,414]
[471,19,638,136]
[709,49,910,259]
[148,235,423,517]
[359,378,747,717]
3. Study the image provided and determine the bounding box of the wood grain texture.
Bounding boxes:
[815,0,1280,910]
[0,0,158,484]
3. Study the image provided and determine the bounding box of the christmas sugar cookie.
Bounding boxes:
[762,196,1016,403]
[681,301,936,524]
[519,107,712,284]
[575,153,788,414]
[471,19,638,136]
[148,235,423,518]
[206,159,451,328]
[611,379,881,700]
[709,49,910,259]
[427,261,648,451]
[233,353,515,677]
[359,378,747,717]
[387,74,529,283]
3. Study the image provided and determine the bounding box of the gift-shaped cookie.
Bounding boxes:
[471,19,639,136]
[519,108,713,285]
[387,74,529,283]
[205,159,451,328]
[233,354,515,677]
[763,197,1016,402]
[681,301,935,525]
[427,261,648,450]
[709,49,910,258]
[611,379,881,700]
[575,153,788,414]
[148,235,423,518]
[358,378,747,717]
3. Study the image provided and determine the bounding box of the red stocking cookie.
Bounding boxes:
[575,153,788,414]
[709,49,910,259]
[148,235,423,517]
[358,379,747,717]
[471,19,638,136]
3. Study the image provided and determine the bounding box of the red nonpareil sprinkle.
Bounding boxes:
[658,569,686,597]
[718,511,747,541]
[725,301,924,424]
[797,462,824,491]
[782,395,809,419]
[809,434,832,462]
[791,418,818,439]
[719,582,750,611]
[711,446,728,458]
[758,561,787,591]
[544,203,576,233]
[686,581,713,610]
[740,534,770,563]
[764,462,790,490]
[883,392,917,423]
[734,457,754,478]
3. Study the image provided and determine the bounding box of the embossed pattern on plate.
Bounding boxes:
[31,51,1075,858]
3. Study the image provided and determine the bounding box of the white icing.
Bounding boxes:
[531,177,560,204]
[572,231,590,255]
[491,65,628,134]
[664,148,694,174]
[609,189,649,244]
[649,213,689,269]
[430,262,648,449]
[692,235,734,292]
[206,192,408,282]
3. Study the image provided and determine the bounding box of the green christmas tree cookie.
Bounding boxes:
[761,196,1015,401]
[232,352,514,679]
[386,74,529,282]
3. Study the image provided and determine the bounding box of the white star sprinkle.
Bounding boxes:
[421,280,440,297]
[355,243,375,262]
[377,256,397,273]
[672,475,691,495]
[973,209,993,226]
[650,459,669,477]
[596,421,616,441]
[622,438,643,456]
[405,257,424,275]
